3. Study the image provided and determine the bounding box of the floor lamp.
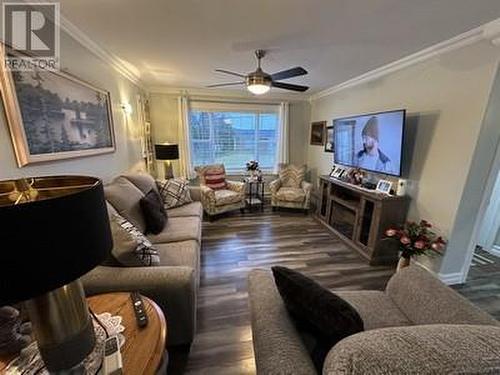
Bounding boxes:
[0,176,112,371]
[155,143,179,179]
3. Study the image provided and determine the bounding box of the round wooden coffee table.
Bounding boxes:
[0,292,167,374]
[88,292,167,374]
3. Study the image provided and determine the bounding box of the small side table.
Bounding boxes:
[244,178,265,212]
[0,292,167,375]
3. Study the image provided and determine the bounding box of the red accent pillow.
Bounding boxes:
[204,171,227,190]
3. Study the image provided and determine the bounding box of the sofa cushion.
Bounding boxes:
[105,176,146,233]
[168,201,203,218]
[272,266,364,372]
[324,324,500,375]
[276,187,305,203]
[335,291,412,330]
[157,178,193,209]
[122,172,159,195]
[156,240,200,284]
[278,164,306,188]
[214,189,242,206]
[147,216,201,244]
[140,189,167,234]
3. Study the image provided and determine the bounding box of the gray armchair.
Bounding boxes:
[270,164,311,213]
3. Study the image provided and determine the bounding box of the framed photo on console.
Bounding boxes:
[0,46,115,167]
[376,179,393,194]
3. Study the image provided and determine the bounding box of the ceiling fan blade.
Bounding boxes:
[215,69,246,78]
[272,81,309,92]
[206,82,245,88]
[271,67,307,81]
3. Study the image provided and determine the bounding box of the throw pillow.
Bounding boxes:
[204,170,227,190]
[156,178,193,209]
[140,189,167,234]
[272,266,364,372]
[108,213,160,267]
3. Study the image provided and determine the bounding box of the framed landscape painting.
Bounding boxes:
[0,47,115,166]
[310,121,326,145]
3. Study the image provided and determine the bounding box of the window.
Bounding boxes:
[188,102,280,172]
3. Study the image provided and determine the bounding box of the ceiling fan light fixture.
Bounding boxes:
[247,83,271,95]
[246,72,271,95]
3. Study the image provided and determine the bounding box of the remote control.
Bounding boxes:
[103,336,123,375]
[130,292,148,328]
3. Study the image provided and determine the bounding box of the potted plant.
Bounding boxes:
[385,220,446,271]
[246,160,260,180]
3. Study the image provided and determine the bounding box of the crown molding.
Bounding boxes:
[310,18,500,102]
[148,85,308,101]
[59,15,143,88]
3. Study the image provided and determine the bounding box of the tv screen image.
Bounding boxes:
[333,109,405,176]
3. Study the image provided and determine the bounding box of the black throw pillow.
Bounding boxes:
[271,266,364,372]
[140,189,167,234]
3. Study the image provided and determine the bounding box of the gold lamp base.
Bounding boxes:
[164,161,174,179]
[24,279,95,372]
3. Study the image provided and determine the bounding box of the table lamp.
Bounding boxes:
[155,143,179,179]
[0,176,112,371]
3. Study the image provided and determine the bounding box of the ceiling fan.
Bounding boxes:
[208,50,309,95]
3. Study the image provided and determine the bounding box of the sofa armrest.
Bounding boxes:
[385,265,499,326]
[269,179,282,194]
[226,180,245,195]
[248,269,316,375]
[324,324,500,374]
[189,186,202,202]
[82,265,196,345]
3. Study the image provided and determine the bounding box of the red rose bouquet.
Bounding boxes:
[385,220,446,260]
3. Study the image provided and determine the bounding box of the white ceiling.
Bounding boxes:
[59,0,500,95]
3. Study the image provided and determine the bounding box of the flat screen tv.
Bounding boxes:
[333,109,405,177]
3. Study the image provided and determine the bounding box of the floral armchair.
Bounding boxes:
[194,164,246,219]
[269,164,312,213]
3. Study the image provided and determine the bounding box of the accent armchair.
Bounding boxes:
[270,163,311,213]
[194,164,246,219]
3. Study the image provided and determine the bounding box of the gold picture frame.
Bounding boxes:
[0,45,115,167]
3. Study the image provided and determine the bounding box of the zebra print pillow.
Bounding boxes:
[111,213,160,266]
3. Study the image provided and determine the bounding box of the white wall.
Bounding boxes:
[307,41,500,272]
[149,93,311,178]
[0,32,144,182]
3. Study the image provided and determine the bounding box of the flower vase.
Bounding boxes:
[396,256,411,272]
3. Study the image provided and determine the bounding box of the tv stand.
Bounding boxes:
[315,175,410,265]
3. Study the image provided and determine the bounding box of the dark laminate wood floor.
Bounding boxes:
[169,210,499,374]
[452,249,500,320]
[181,209,396,374]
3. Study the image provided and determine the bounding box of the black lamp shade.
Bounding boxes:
[155,144,179,160]
[0,176,113,306]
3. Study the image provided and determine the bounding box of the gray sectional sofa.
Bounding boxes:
[248,266,500,374]
[82,172,202,346]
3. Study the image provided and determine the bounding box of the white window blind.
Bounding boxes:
[188,101,281,172]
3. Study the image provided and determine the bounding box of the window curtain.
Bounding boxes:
[276,101,290,172]
[177,96,195,179]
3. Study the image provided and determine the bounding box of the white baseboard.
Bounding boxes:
[438,272,465,285]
